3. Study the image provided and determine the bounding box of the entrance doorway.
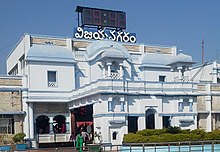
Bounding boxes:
[163,116,170,128]
[128,116,138,133]
[145,109,156,129]
[71,105,93,141]
[36,115,49,134]
[53,115,66,133]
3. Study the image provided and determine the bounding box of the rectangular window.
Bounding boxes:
[121,102,124,112]
[47,71,57,87]
[189,102,193,112]
[0,115,14,134]
[178,102,183,112]
[108,101,112,112]
[159,76,166,82]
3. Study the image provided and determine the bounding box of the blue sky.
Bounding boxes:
[0,0,220,74]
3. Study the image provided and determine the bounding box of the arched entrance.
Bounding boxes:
[71,105,93,140]
[36,115,50,134]
[145,109,156,129]
[53,115,66,133]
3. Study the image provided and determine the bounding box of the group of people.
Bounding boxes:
[69,123,93,151]
[53,122,66,133]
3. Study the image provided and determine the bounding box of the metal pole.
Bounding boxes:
[77,12,80,27]
[202,39,204,64]
[212,141,214,152]
[202,142,204,152]
[168,143,170,152]
[142,143,145,152]
[189,142,191,152]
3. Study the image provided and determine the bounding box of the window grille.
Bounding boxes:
[0,116,14,134]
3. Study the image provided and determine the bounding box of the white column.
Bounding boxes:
[29,103,34,139]
[170,68,175,82]
[206,83,212,132]
[108,97,113,112]
[22,91,29,137]
[66,38,72,50]
[189,98,193,112]
[119,63,123,79]
[102,65,105,79]
[177,67,182,80]
[188,67,192,82]
[179,98,183,112]
[213,61,217,83]
[107,63,112,78]
[120,96,125,112]
[157,114,163,129]
[138,117,146,130]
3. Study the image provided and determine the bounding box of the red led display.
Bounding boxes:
[79,6,126,29]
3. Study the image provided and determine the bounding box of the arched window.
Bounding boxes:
[145,109,156,129]
[111,61,119,73]
[53,115,66,133]
[36,115,50,134]
[112,131,117,140]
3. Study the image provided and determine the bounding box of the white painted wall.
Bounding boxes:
[28,63,74,91]
[7,34,30,74]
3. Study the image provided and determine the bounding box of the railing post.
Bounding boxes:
[212,141,214,152]
[202,142,204,152]
[154,144,156,152]
[142,143,145,152]
[111,79,113,91]
[189,142,191,152]
[179,142,180,152]
[127,81,129,92]
[144,81,146,93]
[130,145,132,152]
[168,143,170,152]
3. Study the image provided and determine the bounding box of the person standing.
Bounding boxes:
[76,132,83,152]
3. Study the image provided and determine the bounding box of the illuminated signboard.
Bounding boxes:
[74,27,136,43]
[76,6,126,29]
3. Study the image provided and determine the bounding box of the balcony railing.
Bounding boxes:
[37,133,69,143]
[174,76,189,82]
[110,72,120,79]
[28,79,197,102]
[48,81,57,87]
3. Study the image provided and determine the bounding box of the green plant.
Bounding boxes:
[13,133,26,143]
[137,129,167,136]
[166,126,181,134]
[190,129,206,140]
[123,133,149,143]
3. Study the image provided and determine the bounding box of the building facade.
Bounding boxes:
[0,76,25,135]
[5,34,220,146]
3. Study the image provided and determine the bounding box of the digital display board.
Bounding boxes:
[76,6,126,29]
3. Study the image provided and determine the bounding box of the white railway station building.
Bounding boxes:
[6,33,220,146]
[5,6,220,145]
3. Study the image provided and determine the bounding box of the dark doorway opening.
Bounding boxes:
[53,115,66,133]
[163,116,170,128]
[71,105,93,141]
[145,109,155,129]
[36,115,50,134]
[128,116,138,133]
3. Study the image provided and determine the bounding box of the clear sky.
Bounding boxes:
[0,0,220,74]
